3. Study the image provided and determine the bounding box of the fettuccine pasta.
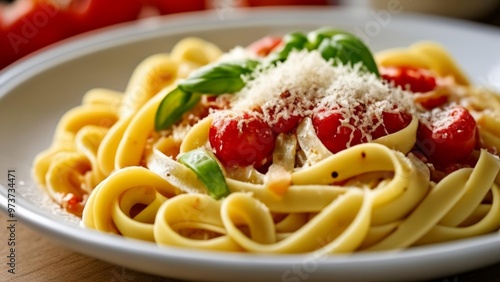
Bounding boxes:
[32,28,500,254]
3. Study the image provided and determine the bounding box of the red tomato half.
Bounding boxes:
[381,66,437,93]
[268,108,302,134]
[381,66,447,109]
[312,105,365,154]
[262,91,303,134]
[312,102,412,154]
[416,105,477,165]
[371,110,412,140]
[209,112,276,167]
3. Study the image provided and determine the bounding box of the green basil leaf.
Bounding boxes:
[179,60,259,94]
[270,32,308,62]
[155,87,200,131]
[155,60,259,131]
[178,149,230,200]
[306,27,349,50]
[318,33,380,77]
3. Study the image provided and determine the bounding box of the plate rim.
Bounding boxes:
[1,6,500,281]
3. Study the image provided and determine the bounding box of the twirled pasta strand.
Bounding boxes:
[33,37,500,255]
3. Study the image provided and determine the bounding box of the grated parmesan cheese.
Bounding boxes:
[418,103,458,132]
[219,49,416,141]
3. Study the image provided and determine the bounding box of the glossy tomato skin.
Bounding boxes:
[380,66,446,109]
[209,112,276,167]
[312,102,413,153]
[312,108,365,154]
[381,66,437,93]
[262,91,303,134]
[419,95,448,110]
[371,110,412,140]
[271,112,302,134]
[261,104,302,134]
[416,105,477,165]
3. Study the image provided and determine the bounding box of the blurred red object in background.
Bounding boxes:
[66,0,144,33]
[148,0,206,14]
[0,0,68,70]
[246,0,328,6]
[0,0,329,70]
[0,0,145,70]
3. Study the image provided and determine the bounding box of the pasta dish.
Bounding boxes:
[32,28,500,254]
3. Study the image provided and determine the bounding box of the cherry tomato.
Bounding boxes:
[416,105,477,165]
[371,109,412,139]
[381,66,446,109]
[247,36,282,57]
[313,102,413,153]
[262,91,302,134]
[312,105,365,154]
[269,109,302,134]
[381,66,437,93]
[440,154,478,175]
[209,112,276,167]
[418,95,448,110]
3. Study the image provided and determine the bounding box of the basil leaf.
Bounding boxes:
[155,28,380,132]
[179,60,259,94]
[318,33,380,77]
[155,60,259,131]
[178,149,230,200]
[270,32,308,62]
[155,87,200,131]
[306,27,349,50]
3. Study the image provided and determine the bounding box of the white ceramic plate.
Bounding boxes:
[1,6,500,282]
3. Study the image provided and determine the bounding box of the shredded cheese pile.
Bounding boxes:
[228,50,416,140]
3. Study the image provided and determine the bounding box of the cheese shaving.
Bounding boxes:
[223,50,416,140]
[419,103,458,131]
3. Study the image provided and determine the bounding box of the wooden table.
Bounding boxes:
[1,212,499,282]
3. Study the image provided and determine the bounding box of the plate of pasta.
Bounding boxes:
[1,6,500,282]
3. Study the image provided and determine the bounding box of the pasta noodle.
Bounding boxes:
[32,29,500,255]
